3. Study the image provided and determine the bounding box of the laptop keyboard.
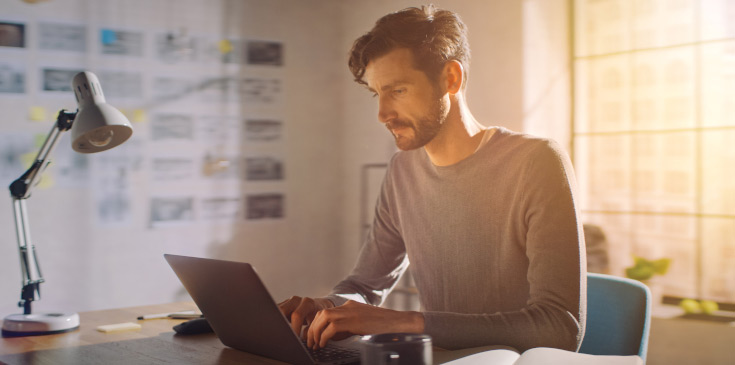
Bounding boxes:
[302,340,360,362]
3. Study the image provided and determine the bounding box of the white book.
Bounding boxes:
[439,347,644,365]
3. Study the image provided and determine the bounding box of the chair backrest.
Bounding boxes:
[579,273,651,361]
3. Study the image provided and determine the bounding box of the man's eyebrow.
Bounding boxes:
[367,80,411,94]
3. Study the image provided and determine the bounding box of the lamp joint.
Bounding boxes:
[55,110,76,131]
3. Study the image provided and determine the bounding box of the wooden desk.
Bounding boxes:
[0,302,508,364]
[0,302,285,364]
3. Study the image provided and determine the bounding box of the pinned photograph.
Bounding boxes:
[92,150,139,226]
[100,28,143,56]
[97,190,132,225]
[241,77,281,104]
[244,119,282,142]
[200,196,241,221]
[51,133,91,187]
[151,157,196,181]
[245,157,284,181]
[151,114,195,141]
[202,154,240,179]
[98,70,142,99]
[0,63,24,93]
[150,196,194,224]
[221,39,245,64]
[198,115,241,147]
[246,193,284,220]
[0,21,25,48]
[199,77,239,103]
[246,40,283,66]
[39,23,86,52]
[155,31,195,63]
[95,169,132,226]
[152,76,194,102]
[42,68,84,92]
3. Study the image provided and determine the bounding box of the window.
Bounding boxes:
[573,0,735,303]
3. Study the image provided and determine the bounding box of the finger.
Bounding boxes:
[278,296,300,317]
[306,310,321,349]
[309,309,332,349]
[319,322,340,349]
[290,308,305,336]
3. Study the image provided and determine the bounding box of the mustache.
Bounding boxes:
[386,120,410,130]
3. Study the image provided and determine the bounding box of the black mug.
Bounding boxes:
[360,333,432,365]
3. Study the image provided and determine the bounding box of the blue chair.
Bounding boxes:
[579,273,652,362]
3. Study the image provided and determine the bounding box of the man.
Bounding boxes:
[279,5,586,353]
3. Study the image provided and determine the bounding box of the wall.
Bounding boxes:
[0,0,345,316]
[0,0,570,318]
[522,0,572,154]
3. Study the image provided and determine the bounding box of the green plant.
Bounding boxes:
[625,255,671,281]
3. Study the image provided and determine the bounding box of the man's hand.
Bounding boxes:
[307,300,425,350]
[278,296,335,337]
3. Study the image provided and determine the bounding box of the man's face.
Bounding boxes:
[364,48,449,151]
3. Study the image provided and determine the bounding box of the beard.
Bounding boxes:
[388,95,448,151]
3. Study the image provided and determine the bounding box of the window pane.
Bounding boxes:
[574,56,631,133]
[575,135,632,211]
[700,0,735,41]
[701,218,735,302]
[635,215,698,298]
[701,41,735,127]
[632,133,697,213]
[702,129,735,216]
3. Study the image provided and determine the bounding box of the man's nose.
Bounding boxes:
[377,99,396,124]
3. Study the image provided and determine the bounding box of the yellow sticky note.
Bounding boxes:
[218,39,233,54]
[20,152,35,167]
[132,109,146,123]
[96,322,142,333]
[29,106,47,122]
[38,174,54,189]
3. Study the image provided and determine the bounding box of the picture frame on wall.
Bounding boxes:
[0,21,25,48]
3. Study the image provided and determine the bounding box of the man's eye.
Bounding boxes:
[394,88,406,94]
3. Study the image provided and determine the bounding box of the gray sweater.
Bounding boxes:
[327,128,586,352]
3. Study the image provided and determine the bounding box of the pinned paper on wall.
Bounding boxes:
[29,106,47,121]
[218,39,233,55]
[20,150,54,189]
[101,29,117,45]
[0,62,25,93]
[132,109,146,123]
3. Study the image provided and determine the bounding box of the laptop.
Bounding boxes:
[164,254,361,365]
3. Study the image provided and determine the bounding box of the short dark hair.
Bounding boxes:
[348,5,470,89]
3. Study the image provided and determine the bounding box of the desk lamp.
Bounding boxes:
[2,71,133,337]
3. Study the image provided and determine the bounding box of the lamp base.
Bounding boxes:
[2,312,80,337]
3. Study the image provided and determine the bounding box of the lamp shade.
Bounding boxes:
[70,72,133,153]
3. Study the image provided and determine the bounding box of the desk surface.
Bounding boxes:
[0,302,509,365]
[0,302,285,364]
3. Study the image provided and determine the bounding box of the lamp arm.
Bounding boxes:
[8,110,76,314]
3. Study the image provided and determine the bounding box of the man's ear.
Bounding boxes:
[443,60,464,94]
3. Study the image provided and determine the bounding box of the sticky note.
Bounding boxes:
[96,322,142,333]
[132,109,146,123]
[29,106,47,122]
[218,39,233,54]
[101,29,117,45]
[37,174,54,189]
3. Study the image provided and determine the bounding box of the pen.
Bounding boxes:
[168,313,204,319]
[137,310,197,320]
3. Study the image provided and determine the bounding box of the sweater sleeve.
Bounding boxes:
[326,158,409,307]
[422,140,587,352]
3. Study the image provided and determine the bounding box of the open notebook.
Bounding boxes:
[439,347,643,365]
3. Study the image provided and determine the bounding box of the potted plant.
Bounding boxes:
[625,255,671,306]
